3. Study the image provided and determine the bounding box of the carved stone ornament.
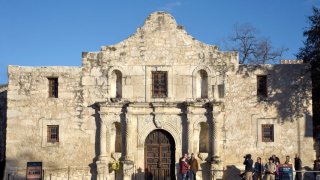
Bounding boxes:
[111,152,122,161]
[123,161,135,176]
[198,153,208,161]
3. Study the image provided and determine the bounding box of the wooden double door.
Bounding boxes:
[145,130,176,180]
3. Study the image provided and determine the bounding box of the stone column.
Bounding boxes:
[96,116,109,180]
[211,104,224,180]
[100,122,107,160]
[97,101,126,180]
[185,105,193,154]
[123,116,134,180]
[212,119,219,158]
[125,117,134,161]
[187,118,193,153]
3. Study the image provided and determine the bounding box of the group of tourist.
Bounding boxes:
[179,153,320,180]
[243,153,303,180]
[179,153,199,180]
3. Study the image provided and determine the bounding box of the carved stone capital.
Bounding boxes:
[198,153,209,161]
[212,102,225,112]
[98,155,108,162]
[96,161,108,174]
[100,113,120,125]
[122,161,135,177]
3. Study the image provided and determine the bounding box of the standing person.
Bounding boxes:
[274,157,280,180]
[179,153,188,164]
[294,154,302,180]
[271,155,277,163]
[243,154,254,180]
[264,157,276,180]
[313,156,320,179]
[179,155,189,180]
[284,155,291,164]
[189,153,199,180]
[254,157,263,180]
[254,157,264,180]
[270,155,280,164]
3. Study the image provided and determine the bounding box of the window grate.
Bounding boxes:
[262,124,274,142]
[152,71,168,98]
[47,125,59,143]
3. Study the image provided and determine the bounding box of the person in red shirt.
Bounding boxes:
[180,154,190,180]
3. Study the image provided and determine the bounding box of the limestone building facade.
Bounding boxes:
[2,12,316,179]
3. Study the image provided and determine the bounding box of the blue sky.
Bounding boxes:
[0,0,319,84]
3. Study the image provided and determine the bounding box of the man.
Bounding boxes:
[189,153,199,180]
[294,154,302,180]
[264,157,276,180]
[243,154,253,180]
[179,154,189,180]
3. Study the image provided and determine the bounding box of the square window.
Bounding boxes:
[262,124,274,142]
[47,125,59,143]
[48,78,58,98]
[152,71,167,98]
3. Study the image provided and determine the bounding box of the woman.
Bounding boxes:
[179,155,190,180]
[254,157,263,180]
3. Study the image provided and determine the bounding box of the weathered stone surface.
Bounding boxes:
[3,12,315,180]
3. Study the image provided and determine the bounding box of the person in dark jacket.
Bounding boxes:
[254,157,264,180]
[294,154,302,180]
[243,154,253,180]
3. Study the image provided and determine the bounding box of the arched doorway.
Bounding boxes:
[145,129,176,180]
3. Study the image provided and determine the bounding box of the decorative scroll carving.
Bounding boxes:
[138,117,182,148]
[123,161,135,176]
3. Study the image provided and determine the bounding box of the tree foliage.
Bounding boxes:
[228,23,287,64]
[297,7,320,139]
[297,7,320,65]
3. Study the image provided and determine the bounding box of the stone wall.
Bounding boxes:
[4,66,98,179]
[222,64,314,171]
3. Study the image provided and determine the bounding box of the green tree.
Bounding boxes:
[297,7,320,138]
